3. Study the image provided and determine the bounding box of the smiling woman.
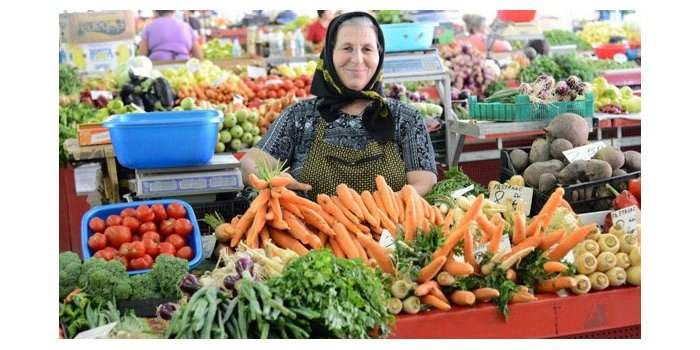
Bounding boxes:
[241,12,438,199]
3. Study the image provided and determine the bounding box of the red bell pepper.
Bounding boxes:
[628,178,641,206]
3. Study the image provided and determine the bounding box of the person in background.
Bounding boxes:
[306,10,335,52]
[241,12,437,198]
[459,14,512,53]
[139,10,203,61]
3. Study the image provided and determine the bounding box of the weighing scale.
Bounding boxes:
[382,48,447,81]
[135,153,244,198]
[486,19,544,58]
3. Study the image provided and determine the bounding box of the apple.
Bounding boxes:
[223,113,236,128]
[215,142,226,153]
[180,97,196,110]
[241,132,254,146]
[230,139,243,151]
[230,125,244,139]
[219,130,232,143]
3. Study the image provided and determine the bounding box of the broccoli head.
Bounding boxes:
[129,273,163,300]
[80,258,130,305]
[59,252,82,301]
[151,255,189,299]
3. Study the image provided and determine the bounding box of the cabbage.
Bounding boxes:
[546,207,580,235]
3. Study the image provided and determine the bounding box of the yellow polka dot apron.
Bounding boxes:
[298,119,407,200]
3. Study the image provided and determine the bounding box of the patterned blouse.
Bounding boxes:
[256,98,437,180]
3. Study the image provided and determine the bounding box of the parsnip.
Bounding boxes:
[596,251,617,272]
[570,274,592,295]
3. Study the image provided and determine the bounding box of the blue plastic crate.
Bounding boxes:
[81,199,203,275]
[103,110,223,169]
[380,22,437,52]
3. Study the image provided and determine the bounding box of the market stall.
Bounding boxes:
[58,9,642,339]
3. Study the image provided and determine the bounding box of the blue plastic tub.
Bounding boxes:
[380,22,437,52]
[81,199,203,276]
[103,110,223,169]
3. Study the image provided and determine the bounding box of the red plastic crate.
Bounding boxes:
[497,10,536,22]
[595,44,627,59]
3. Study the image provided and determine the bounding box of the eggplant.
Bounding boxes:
[141,92,158,112]
[157,302,178,320]
[179,273,202,296]
[130,95,144,109]
[154,77,175,109]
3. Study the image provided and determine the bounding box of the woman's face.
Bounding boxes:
[332,24,380,91]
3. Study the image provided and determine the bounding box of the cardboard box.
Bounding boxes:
[60,39,134,74]
[60,10,135,44]
[78,123,111,146]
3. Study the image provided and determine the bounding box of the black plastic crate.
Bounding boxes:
[189,196,250,235]
[117,298,177,318]
[500,146,641,214]
[429,123,447,165]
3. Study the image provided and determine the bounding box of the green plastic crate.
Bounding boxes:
[468,92,594,122]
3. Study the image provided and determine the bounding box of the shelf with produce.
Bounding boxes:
[600,68,641,87]
[391,286,640,339]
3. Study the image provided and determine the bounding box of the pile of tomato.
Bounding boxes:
[87,202,195,271]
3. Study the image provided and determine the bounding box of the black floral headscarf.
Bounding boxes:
[310,11,394,142]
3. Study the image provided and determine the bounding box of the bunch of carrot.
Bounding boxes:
[256,93,297,135]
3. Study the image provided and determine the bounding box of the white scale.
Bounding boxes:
[135,153,244,198]
[382,48,447,80]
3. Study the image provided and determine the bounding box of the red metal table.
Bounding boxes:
[390,286,640,339]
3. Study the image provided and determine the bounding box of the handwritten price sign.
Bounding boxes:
[611,206,641,235]
[562,141,606,163]
[489,183,534,216]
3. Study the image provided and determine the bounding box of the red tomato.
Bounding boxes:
[89,217,106,233]
[166,203,187,219]
[143,238,160,257]
[267,90,277,99]
[136,205,156,222]
[151,204,168,222]
[159,218,175,236]
[294,79,305,88]
[106,215,122,227]
[106,225,132,248]
[88,233,107,251]
[94,249,116,261]
[142,254,154,268]
[122,216,141,234]
[174,218,193,237]
[119,242,132,257]
[115,255,129,269]
[166,234,186,250]
[142,231,161,243]
[283,80,295,90]
[129,257,150,270]
[129,241,146,259]
[176,246,194,260]
[104,246,118,255]
[120,208,138,218]
[139,222,157,235]
[159,242,176,256]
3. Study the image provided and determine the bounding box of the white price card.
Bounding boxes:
[247,65,267,79]
[90,90,113,100]
[562,141,606,163]
[201,235,217,259]
[451,185,474,199]
[379,229,395,249]
[473,234,512,256]
[489,183,534,216]
[611,206,641,235]
[74,322,117,339]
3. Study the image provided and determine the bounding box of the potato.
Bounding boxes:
[538,173,557,193]
[522,160,565,187]
[509,149,529,174]
[544,113,590,147]
[594,146,625,170]
[528,138,550,163]
[557,159,587,184]
[550,138,573,161]
[585,159,613,181]
[624,151,641,172]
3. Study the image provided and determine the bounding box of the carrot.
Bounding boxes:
[546,223,597,261]
[265,208,274,221]
[306,234,322,250]
[318,194,363,235]
[351,188,379,228]
[372,191,390,219]
[530,188,563,231]
[231,189,270,247]
[450,290,476,306]
[260,226,270,245]
[502,230,543,262]
[283,211,317,248]
[248,173,269,190]
[362,191,396,234]
[432,206,443,226]
[355,233,395,274]
[230,216,240,226]
[375,176,399,223]
[352,235,369,264]
[511,292,537,303]
[299,207,334,237]
[512,209,527,245]
[506,269,517,282]
[401,189,417,242]
[424,200,436,227]
[463,227,477,268]
[536,276,576,293]
[279,198,304,218]
[270,196,288,230]
[559,198,573,212]
[269,229,309,256]
[543,261,568,273]
[429,285,449,304]
[245,205,266,247]
[477,214,499,241]
[417,255,448,283]
[487,220,505,254]
[443,256,474,277]
[337,184,364,220]
[474,288,500,302]
[432,194,484,259]
[414,281,438,296]
[331,196,361,225]
[442,210,454,236]
[525,216,542,237]
[421,295,451,311]
[280,188,322,211]
[540,228,565,250]
[395,192,405,224]
[328,237,346,259]
[318,232,329,247]
[269,176,293,188]
[332,222,360,259]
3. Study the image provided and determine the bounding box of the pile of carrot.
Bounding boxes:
[256,93,296,135]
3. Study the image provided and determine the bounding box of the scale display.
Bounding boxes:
[382,49,445,76]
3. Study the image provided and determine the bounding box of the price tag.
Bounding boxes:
[489,183,534,216]
[213,73,229,88]
[247,65,267,79]
[473,234,512,256]
[74,322,117,339]
[451,185,474,198]
[611,206,641,235]
[453,254,465,263]
[562,141,606,163]
[90,90,113,100]
[379,229,395,249]
[562,250,575,264]
[201,235,217,259]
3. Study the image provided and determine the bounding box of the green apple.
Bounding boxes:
[234,110,248,123]
[230,139,243,151]
[246,111,259,124]
[241,121,254,133]
[230,125,244,139]
[219,130,232,143]
[223,113,236,128]
[108,99,124,112]
[215,142,226,153]
[180,97,196,110]
[253,135,262,146]
[241,132,254,146]
[250,126,260,136]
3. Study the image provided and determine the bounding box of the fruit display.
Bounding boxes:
[270,61,317,79]
[591,76,641,114]
[215,104,263,152]
[241,75,312,108]
[82,71,120,92]
[577,21,627,47]
[85,202,197,271]
[202,38,234,60]
[256,93,298,135]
